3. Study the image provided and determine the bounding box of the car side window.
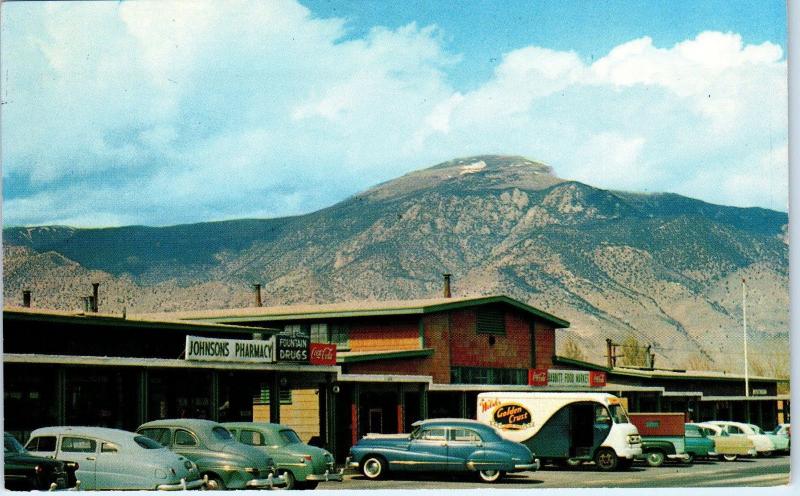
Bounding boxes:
[419,428,446,441]
[174,430,198,447]
[101,442,119,453]
[26,436,57,453]
[728,426,742,435]
[450,429,481,443]
[61,437,97,453]
[239,430,266,446]
[139,428,172,447]
[685,428,701,438]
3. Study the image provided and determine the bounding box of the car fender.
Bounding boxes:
[465,449,515,471]
[640,440,677,456]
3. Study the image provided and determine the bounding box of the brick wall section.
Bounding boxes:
[422,314,451,383]
[348,318,420,353]
[345,357,433,377]
[535,326,555,369]
[447,308,532,369]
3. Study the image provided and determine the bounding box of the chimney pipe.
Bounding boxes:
[91,282,100,312]
[252,283,263,307]
[443,274,452,298]
[22,290,31,308]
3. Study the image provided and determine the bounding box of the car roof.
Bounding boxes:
[411,418,494,430]
[221,422,291,431]
[29,426,143,445]
[138,418,223,430]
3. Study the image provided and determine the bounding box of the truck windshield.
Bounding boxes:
[608,404,630,424]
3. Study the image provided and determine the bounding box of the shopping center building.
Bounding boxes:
[3,289,789,461]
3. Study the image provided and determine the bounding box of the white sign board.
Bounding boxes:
[185,335,276,363]
[547,369,592,387]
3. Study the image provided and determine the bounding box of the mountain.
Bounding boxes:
[2,155,789,373]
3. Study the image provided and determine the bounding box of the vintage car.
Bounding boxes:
[709,421,774,456]
[5,432,75,491]
[768,424,790,453]
[752,424,789,454]
[347,418,538,483]
[223,422,343,490]
[24,426,204,490]
[691,423,756,461]
[137,418,284,490]
[683,424,716,463]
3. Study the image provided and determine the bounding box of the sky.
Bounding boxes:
[0,0,789,227]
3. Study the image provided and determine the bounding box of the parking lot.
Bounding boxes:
[317,455,790,489]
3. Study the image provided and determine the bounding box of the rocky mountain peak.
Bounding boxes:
[362,155,563,201]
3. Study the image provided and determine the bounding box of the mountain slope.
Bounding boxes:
[3,155,788,372]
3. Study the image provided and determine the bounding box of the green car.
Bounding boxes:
[684,424,716,463]
[137,419,285,490]
[223,422,343,490]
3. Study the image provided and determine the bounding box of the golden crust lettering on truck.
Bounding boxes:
[492,404,533,430]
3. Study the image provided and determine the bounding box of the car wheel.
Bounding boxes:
[278,470,295,490]
[645,450,665,467]
[361,456,387,480]
[477,469,504,482]
[594,448,618,471]
[721,454,738,462]
[205,475,225,491]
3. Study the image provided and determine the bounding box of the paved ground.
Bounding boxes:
[317,455,790,489]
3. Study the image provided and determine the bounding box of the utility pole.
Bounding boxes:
[606,339,620,368]
[743,278,749,398]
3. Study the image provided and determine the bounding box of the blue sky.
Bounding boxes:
[1,0,788,227]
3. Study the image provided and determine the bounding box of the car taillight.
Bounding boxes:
[35,465,44,474]
[302,455,312,462]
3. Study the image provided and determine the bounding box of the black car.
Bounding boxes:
[4,432,73,491]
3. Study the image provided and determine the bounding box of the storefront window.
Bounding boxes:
[148,370,212,421]
[450,366,526,385]
[65,368,138,431]
[4,365,59,442]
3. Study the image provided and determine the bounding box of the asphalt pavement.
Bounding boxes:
[316,455,790,489]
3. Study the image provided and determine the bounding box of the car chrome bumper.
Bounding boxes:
[50,480,82,492]
[306,468,345,482]
[346,457,360,469]
[514,459,540,471]
[707,451,718,456]
[157,476,207,491]
[245,473,287,489]
[667,453,691,461]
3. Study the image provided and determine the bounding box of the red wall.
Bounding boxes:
[349,319,419,352]
[449,309,532,369]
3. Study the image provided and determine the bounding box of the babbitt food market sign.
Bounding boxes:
[186,336,276,363]
[528,368,607,387]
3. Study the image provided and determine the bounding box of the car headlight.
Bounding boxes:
[627,434,641,444]
[155,468,168,479]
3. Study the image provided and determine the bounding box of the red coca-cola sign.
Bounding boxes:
[589,371,607,387]
[309,343,337,365]
[528,368,548,386]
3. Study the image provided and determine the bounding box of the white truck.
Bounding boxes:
[476,392,642,471]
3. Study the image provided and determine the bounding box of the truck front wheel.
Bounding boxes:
[594,448,618,471]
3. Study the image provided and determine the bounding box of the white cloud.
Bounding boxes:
[1,2,788,227]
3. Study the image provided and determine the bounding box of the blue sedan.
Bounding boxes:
[347,418,538,483]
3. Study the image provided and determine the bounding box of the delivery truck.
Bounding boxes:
[476,392,642,471]
[628,412,691,466]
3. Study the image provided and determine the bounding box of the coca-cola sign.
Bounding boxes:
[492,403,532,430]
[309,343,337,366]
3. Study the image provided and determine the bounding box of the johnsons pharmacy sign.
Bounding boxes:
[186,335,276,363]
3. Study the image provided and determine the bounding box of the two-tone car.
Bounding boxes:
[691,422,756,461]
[683,424,716,463]
[347,418,538,483]
[753,424,789,454]
[24,427,204,490]
[709,421,775,457]
[137,419,285,490]
[223,422,343,490]
[4,432,75,491]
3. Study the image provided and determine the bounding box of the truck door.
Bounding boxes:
[570,403,596,458]
[593,404,613,448]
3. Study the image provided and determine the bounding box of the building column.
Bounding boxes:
[269,373,281,424]
[210,370,220,422]
[138,369,148,425]
[325,382,337,456]
[459,392,468,419]
[351,383,360,447]
[56,368,66,425]
[397,385,405,433]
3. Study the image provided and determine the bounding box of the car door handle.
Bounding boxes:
[86,456,96,461]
